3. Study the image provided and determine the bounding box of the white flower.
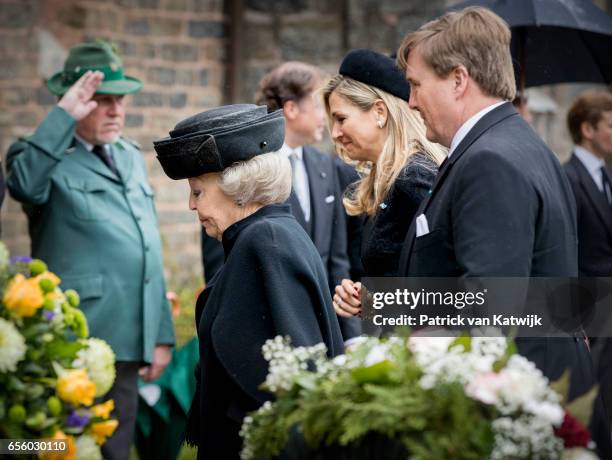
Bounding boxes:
[491,415,562,460]
[73,338,116,397]
[364,344,390,367]
[0,317,26,372]
[75,434,103,460]
[261,336,328,393]
[524,400,564,426]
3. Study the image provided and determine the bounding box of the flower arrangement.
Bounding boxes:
[0,243,117,460]
[240,332,599,460]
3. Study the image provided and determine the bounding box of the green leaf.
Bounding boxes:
[46,339,86,360]
[450,335,471,352]
[566,385,598,426]
[351,360,395,384]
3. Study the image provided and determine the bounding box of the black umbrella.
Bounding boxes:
[448,0,612,89]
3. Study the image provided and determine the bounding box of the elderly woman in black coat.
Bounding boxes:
[153,104,344,459]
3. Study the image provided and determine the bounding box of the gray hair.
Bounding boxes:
[219,152,291,206]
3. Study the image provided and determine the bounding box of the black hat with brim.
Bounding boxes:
[339,48,410,101]
[153,104,285,180]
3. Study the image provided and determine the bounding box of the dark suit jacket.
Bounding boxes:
[564,154,612,276]
[333,157,365,281]
[289,146,351,290]
[564,154,612,435]
[399,103,578,278]
[397,103,606,447]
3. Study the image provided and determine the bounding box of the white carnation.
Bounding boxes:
[0,317,26,372]
[75,434,103,460]
[73,338,116,397]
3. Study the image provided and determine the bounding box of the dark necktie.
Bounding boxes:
[601,166,612,207]
[92,144,118,176]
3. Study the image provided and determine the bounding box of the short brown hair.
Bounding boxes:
[567,91,612,144]
[397,6,516,101]
[255,62,323,111]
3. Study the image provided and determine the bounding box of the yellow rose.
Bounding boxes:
[90,399,114,419]
[4,274,44,317]
[38,431,76,460]
[56,369,96,406]
[89,419,118,445]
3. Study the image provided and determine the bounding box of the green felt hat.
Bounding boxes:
[47,40,143,96]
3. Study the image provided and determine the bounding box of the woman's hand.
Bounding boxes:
[333,279,362,317]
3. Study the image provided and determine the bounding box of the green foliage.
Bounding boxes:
[244,338,494,459]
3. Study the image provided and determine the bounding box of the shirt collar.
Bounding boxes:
[280,143,303,160]
[574,145,605,175]
[448,101,506,157]
[74,133,108,154]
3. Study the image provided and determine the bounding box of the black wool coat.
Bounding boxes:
[362,153,437,277]
[192,204,344,459]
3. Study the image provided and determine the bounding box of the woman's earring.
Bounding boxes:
[377,120,384,128]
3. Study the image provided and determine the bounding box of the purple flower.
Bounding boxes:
[43,310,55,321]
[66,410,91,428]
[11,256,33,264]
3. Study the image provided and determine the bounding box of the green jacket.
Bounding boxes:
[6,106,175,362]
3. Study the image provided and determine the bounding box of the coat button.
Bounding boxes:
[145,278,150,284]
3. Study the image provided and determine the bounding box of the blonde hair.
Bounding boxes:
[321,75,446,216]
[397,6,516,101]
[219,152,291,206]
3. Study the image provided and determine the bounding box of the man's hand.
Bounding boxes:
[139,344,172,382]
[57,70,104,120]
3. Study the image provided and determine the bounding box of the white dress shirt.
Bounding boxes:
[574,145,607,192]
[448,101,507,158]
[280,143,311,222]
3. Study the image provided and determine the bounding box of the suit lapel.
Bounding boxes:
[287,190,307,230]
[303,146,326,241]
[70,140,121,183]
[570,154,612,231]
[112,139,134,184]
[400,102,518,273]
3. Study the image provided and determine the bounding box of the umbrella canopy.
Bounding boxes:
[449,0,612,88]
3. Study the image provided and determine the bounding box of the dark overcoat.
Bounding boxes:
[398,102,608,456]
[192,204,344,459]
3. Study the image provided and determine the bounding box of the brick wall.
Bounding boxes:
[0,0,226,288]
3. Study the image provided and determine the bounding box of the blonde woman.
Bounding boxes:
[321,49,446,318]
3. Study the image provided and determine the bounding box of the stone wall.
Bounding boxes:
[0,0,225,288]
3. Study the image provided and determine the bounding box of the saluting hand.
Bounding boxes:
[333,279,362,318]
[57,70,104,121]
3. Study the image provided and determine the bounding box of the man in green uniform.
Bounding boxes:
[6,40,175,460]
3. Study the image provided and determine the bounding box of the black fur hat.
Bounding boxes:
[339,48,410,101]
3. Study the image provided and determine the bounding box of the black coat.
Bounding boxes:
[397,103,605,451]
[564,154,612,451]
[192,204,344,459]
[362,153,436,277]
[564,154,612,277]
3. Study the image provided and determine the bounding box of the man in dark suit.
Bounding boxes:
[396,7,609,455]
[201,62,359,338]
[564,91,612,435]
